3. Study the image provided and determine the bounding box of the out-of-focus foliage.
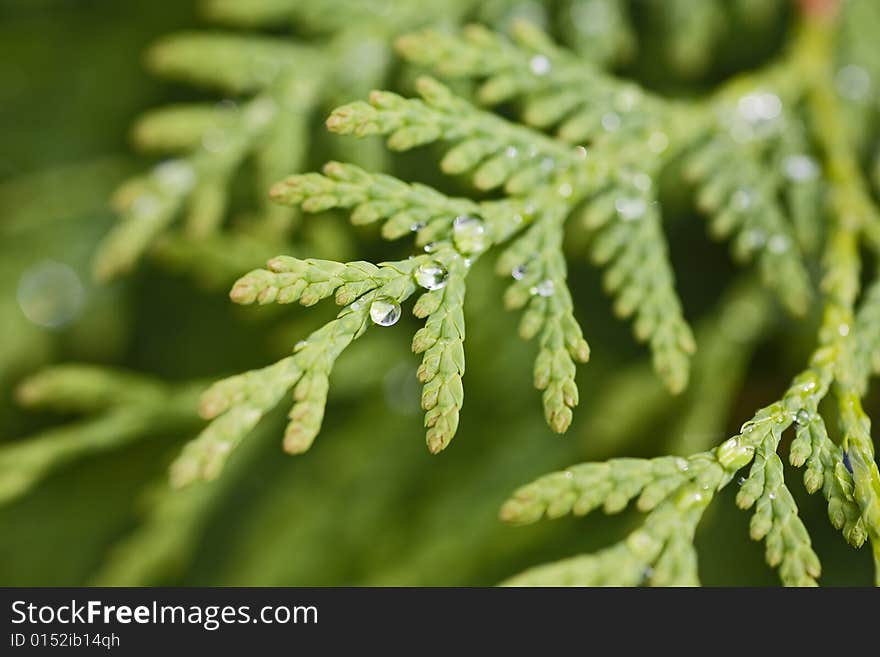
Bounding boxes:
[1,0,878,587]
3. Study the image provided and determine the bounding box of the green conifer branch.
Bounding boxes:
[0,366,201,506]
[501,4,880,586]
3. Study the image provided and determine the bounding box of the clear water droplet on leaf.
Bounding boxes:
[453,215,487,254]
[414,262,448,290]
[529,54,551,76]
[370,298,402,326]
[614,196,646,221]
[532,279,555,297]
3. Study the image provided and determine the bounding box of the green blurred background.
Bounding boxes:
[0,0,876,586]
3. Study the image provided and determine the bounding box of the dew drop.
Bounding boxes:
[800,380,817,393]
[17,260,85,329]
[294,340,308,351]
[615,88,641,113]
[648,131,669,154]
[414,262,449,290]
[453,215,488,254]
[768,492,777,500]
[244,97,277,129]
[529,54,551,76]
[632,172,652,192]
[505,146,519,158]
[795,409,811,426]
[783,154,819,182]
[741,229,766,250]
[836,64,871,102]
[512,264,527,280]
[370,298,401,326]
[737,92,782,123]
[732,189,753,211]
[737,476,747,486]
[154,160,195,194]
[410,221,426,232]
[574,145,588,160]
[558,182,573,198]
[601,112,621,132]
[614,196,646,221]
[767,234,790,254]
[532,279,555,297]
[423,242,438,253]
[202,128,231,153]
[838,323,850,336]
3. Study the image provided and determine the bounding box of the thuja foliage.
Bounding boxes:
[4,0,880,586]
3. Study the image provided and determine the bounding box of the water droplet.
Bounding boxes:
[632,173,652,192]
[244,97,277,129]
[505,146,519,158]
[512,264,527,280]
[648,131,669,153]
[795,409,811,426]
[768,492,777,500]
[835,64,871,102]
[558,182,573,198]
[154,160,195,194]
[675,458,689,472]
[410,221,426,232]
[767,234,790,254]
[370,298,401,326]
[563,470,574,479]
[532,279,555,297]
[732,189,753,211]
[800,380,817,393]
[783,154,819,182]
[615,88,641,113]
[529,54,551,76]
[453,215,488,254]
[737,476,747,486]
[601,112,621,132]
[414,262,448,290]
[838,323,850,336]
[741,229,766,250]
[202,128,231,153]
[17,260,85,329]
[614,196,646,221]
[294,340,308,351]
[737,92,782,123]
[423,242,438,253]
[574,145,588,160]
